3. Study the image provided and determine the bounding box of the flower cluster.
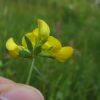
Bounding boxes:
[6,19,74,62]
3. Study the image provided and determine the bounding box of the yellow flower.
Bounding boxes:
[32,28,39,39]
[42,36,62,52]
[22,28,39,48]
[6,38,20,58]
[38,19,50,41]
[22,19,50,48]
[52,46,74,62]
[6,19,74,62]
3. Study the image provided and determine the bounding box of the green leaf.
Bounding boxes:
[25,36,33,53]
[19,50,31,58]
[34,45,41,56]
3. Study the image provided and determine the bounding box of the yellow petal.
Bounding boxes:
[32,28,39,39]
[6,38,18,51]
[22,32,35,48]
[6,38,20,58]
[9,50,19,58]
[53,46,74,62]
[22,28,39,48]
[38,19,50,40]
[42,36,62,52]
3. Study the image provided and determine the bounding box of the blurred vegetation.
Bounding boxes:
[0,0,100,99]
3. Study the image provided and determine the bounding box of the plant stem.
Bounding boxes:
[26,58,35,84]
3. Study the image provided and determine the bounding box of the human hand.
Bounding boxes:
[0,77,44,100]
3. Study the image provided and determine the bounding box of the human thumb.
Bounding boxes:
[0,77,44,100]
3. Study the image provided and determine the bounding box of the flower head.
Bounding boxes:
[6,19,74,62]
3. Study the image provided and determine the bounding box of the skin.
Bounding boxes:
[0,77,44,100]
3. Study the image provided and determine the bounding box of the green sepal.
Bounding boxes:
[19,50,32,58]
[25,36,33,54]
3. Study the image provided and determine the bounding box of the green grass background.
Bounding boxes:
[0,0,100,100]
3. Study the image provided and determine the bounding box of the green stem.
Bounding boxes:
[26,58,35,84]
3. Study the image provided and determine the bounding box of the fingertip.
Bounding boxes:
[0,77,44,100]
[19,85,45,100]
[0,77,15,84]
[2,87,44,100]
[32,88,44,100]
